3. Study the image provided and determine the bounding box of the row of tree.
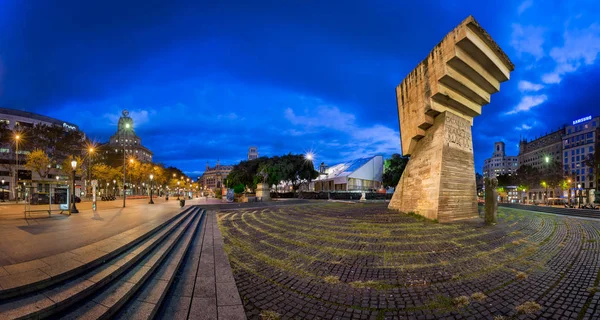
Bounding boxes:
[225,154,318,192]
[1,123,193,193]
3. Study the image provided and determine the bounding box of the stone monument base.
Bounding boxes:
[256,183,271,201]
[389,111,478,222]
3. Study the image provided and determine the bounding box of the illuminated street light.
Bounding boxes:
[70,158,79,214]
[149,174,154,204]
[14,133,20,203]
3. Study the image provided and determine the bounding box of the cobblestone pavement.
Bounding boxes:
[217,203,600,320]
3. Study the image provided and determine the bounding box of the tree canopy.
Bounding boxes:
[382,154,409,188]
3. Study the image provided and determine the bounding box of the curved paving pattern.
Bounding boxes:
[218,203,600,320]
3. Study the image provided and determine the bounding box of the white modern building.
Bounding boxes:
[247,146,258,160]
[311,155,383,192]
[482,142,518,179]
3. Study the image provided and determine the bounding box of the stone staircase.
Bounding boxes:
[499,203,600,219]
[0,206,208,320]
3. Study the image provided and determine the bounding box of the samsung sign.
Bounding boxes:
[572,116,592,125]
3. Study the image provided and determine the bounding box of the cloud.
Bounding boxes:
[542,23,600,83]
[515,123,532,131]
[518,80,544,92]
[284,105,401,160]
[511,24,546,60]
[517,0,533,15]
[505,95,548,114]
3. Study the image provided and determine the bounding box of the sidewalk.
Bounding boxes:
[0,197,224,266]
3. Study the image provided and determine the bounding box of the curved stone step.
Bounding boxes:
[0,207,198,320]
[0,206,197,301]
[57,208,203,320]
[114,210,206,320]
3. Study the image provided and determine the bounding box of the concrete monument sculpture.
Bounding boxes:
[388,16,514,222]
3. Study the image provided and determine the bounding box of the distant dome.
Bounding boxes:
[122,110,129,117]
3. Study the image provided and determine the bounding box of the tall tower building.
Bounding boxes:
[248,146,258,160]
[102,110,153,163]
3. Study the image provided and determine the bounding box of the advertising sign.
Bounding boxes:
[226,189,234,202]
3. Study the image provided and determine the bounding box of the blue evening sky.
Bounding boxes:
[1,0,599,177]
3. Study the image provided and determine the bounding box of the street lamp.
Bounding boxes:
[1,179,4,201]
[567,179,572,206]
[122,123,131,208]
[177,181,180,200]
[149,174,154,204]
[70,158,79,214]
[541,181,548,205]
[14,133,20,203]
[577,183,582,208]
[87,146,95,198]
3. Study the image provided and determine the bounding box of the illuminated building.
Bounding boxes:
[482,142,518,179]
[312,156,383,192]
[101,110,153,163]
[199,160,233,190]
[248,146,258,160]
[562,115,599,204]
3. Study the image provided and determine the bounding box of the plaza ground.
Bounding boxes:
[0,196,223,265]
[218,203,600,319]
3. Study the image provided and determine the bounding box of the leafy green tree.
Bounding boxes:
[496,173,514,187]
[514,164,540,192]
[25,149,52,180]
[382,154,409,188]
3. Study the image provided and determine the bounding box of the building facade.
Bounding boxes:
[482,142,518,178]
[101,110,153,163]
[562,115,599,204]
[248,146,258,160]
[0,108,81,200]
[517,128,565,202]
[311,156,383,192]
[199,161,233,190]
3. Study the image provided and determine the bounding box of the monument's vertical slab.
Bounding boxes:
[388,16,514,222]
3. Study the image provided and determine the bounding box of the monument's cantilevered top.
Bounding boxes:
[397,15,514,156]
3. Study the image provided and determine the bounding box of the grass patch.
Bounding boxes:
[349,280,388,290]
[470,292,486,303]
[515,301,541,314]
[516,271,528,280]
[453,296,470,308]
[323,275,340,284]
[259,310,281,320]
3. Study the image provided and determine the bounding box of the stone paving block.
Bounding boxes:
[122,265,152,284]
[189,297,217,320]
[70,249,106,264]
[112,251,139,267]
[62,300,108,320]
[194,275,216,299]
[3,259,49,275]
[215,265,235,284]
[115,300,154,320]
[218,305,246,320]
[197,261,214,278]
[160,295,191,320]
[70,244,98,256]
[86,264,119,284]
[136,279,169,304]
[39,258,83,278]
[216,281,242,307]
[44,277,94,304]
[0,268,50,290]
[40,251,78,266]
[170,274,195,297]
[0,292,54,319]
[93,280,135,308]
[0,266,8,278]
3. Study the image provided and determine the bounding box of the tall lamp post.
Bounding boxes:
[149,174,154,204]
[577,183,582,208]
[71,158,79,214]
[177,181,180,200]
[122,122,131,208]
[567,179,572,206]
[87,147,94,198]
[1,179,4,202]
[14,134,20,203]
